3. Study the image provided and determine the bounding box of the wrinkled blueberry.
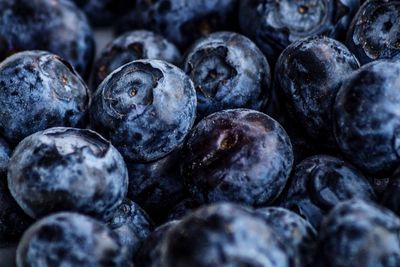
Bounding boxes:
[0,0,95,78]
[116,0,238,49]
[7,127,128,220]
[317,199,400,267]
[278,155,376,229]
[161,203,295,267]
[346,0,400,64]
[91,30,181,91]
[239,0,359,64]
[275,36,359,148]
[183,31,271,119]
[256,207,317,267]
[0,51,89,145]
[107,199,154,258]
[183,109,293,206]
[166,198,200,222]
[90,59,197,162]
[16,212,130,267]
[334,60,400,176]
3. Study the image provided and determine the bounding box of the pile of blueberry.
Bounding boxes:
[1,0,400,266]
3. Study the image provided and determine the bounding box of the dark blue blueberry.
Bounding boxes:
[162,203,295,267]
[239,0,359,65]
[116,0,238,49]
[7,127,128,220]
[275,36,359,149]
[16,212,130,267]
[381,167,400,216]
[183,109,293,206]
[346,0,400,64]
[107,199,154,258]
[278,155,376,229]
[165,198,200,222]
[0,0,95,78]
[89,59,197,162]
[91,30,181,91]
[0,51,89,145]
[256,207,317,267]
[317,199,400,267]
[183,31,271,120]
[334,60,400,176]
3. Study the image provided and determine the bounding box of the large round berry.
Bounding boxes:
[334,60,400,176]
[16,212,129,267]
[0,51,88,145]
[183,109,293,206]
[7,127,128,220]
[90,59,197,162]
[183,31,271,119]
[0,0,94,78]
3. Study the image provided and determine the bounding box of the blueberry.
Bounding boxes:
[381,167,400,216]
[7,127,128,220]
[317,199,400,267]
[91,30,181,91]
[16,212,130,267]
[278,155,376,229]
[334,60,400,176]
[134,220,179,267]
[126,147,186,222]
[165,198,200,222]
[346,0,400,64]
[0,0,94,78]
[275,36,359,149]
[183,31,271,120]
[239,0,359,64]
[256,207,317,267]
[183,109,293,206]
[89,59,197,162]
[0,51,89,145]
[107,199,154,258]
[161,203,295,267]
[116,0,238,49]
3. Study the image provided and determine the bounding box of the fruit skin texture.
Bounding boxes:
[16,212,130,267]
[275,36,359,148]
[183,31,271,120]
[166,198,200,222]
[90,59,197,162]
[0,0,95,78]
[346,0,400,64]
[91,30,181,91]
[7,127,128,221]
[317,199,400,267]
[334,60,400,176]
[161,203,294,267]
[0,51,89,145]
[381,167,400,216]
[278,155,376,229]
[183,109,293,206]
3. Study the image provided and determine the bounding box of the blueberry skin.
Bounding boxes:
[334,60,400,176]
[91,30,181,91]
[275,36,359,148]
[0,0,94,78]
[90,59,197,162]
[0,51,89,145]
[7,127,128,220]
[161,203,295,267]
[16,212,130,267]
[183,31,271,120]
[0,138,32,247]
[317,199,400,267]
[183,109,293,206]
[126,147,186,222]
[134,220,179,267]
[108,199,154,258]
[346,0,400,65]
[278,155,376,229]
[381,167,400,216]
[239,0,359,64]
[116,0,238,49]
[256,207,317,267]
[165,198,200,222]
